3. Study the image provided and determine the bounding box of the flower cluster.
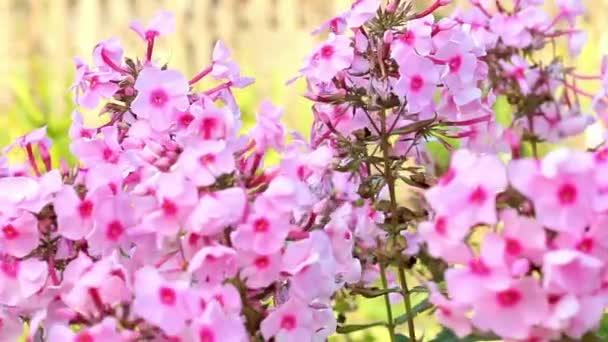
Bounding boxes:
[0,10,371,342]
[2,0,608,341]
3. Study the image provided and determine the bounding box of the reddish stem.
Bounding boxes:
[48,256,60,285]
[410,0,446,20]
[203,81,233,95]
[189,66,213,85]
[443,114,492,126]
[146,37,155,62]
[565,83,596,98]
[25,144,41,177]
[101,49,128,74]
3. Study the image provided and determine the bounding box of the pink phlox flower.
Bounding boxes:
[129,10,175,41]
[187,188,246,236]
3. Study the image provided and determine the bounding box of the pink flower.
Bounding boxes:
[445,233,512,304]
[471,277,549,339]
[391,15,433,56]
[131,66,189,127]
[428,283,472,337]
[301,34,354,83]
[0,309,24,341]
[62,254,130,317]
[250,100,286,152]
[0,255,47,306]
[139,172,197,240]
[53,185,95,240]
[231,212,290,254]
[238,250,282,289]
[129,10,175,41]
[508,149,595,234]
[72,68,120,109]
[542,249,603,296]
[187,188,246,236]
[188,245,238,287]
[210,41,255,87]
[133,266,190,335]
[178,140,235,187]
[393,53,439,112]
[425,149,507,227]
[0,211,39,258]
[435,40,478,87]
[92,37,124,71]
[281,231,337,301]
[500,209,547,263]
[87,192,136,256]
[189,301,247,342]
[180,99,235,142]
[261,297,315,341]
[48,318,122,342]
[347,0,381,28]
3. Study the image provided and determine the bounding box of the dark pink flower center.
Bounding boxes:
[595,148,608,163]
[449,55,462,72]
[1,258,19,278]
[2,224,19,240]
[159,286,177,306]
[178,112,195,128]
[280,314,297,331]
[149,88,169,108]
[199,327,215,342]
[254,256,270,269]
[402,30,415,45]
[161,199,178,217]
[496,288,522,308]
[201,117,219,139]
[435,217,447,235]
[253,218,270,233]
[557,183,577,205]
[513,67,525,80]
[469,258,491,276]
[439,306,452,317]
[505,238,522,255]
[409,75,424,92]
[468,186,487,204]
[320,45,334,59]
[106,220,124,241]
[102,147,116,162]
[78,200,94,218]
[199,153,216,165]
[75,332,95,342]
[577,238,594,253]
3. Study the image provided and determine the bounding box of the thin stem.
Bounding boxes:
[189,65,213,85]
[101,49,128,74]
[379,109,417,341]
[146,37,155,62]
[379,260,396,342]
[397,266,417,341]
[409,0,444,20]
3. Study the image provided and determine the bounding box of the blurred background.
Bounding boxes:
[2,0,608,340]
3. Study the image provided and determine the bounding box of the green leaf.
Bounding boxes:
[395,333,411,342]
[597,313,608,339]
[393,298,432,326]
[336,321,387,334]
[430,328,499,342]
[391,117,436,136]
[493,95,513,126]
[350,287,400,298]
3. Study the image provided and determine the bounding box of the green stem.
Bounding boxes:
[379,261,396,342]
[379,109,417,341]
[397,266,417,341]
